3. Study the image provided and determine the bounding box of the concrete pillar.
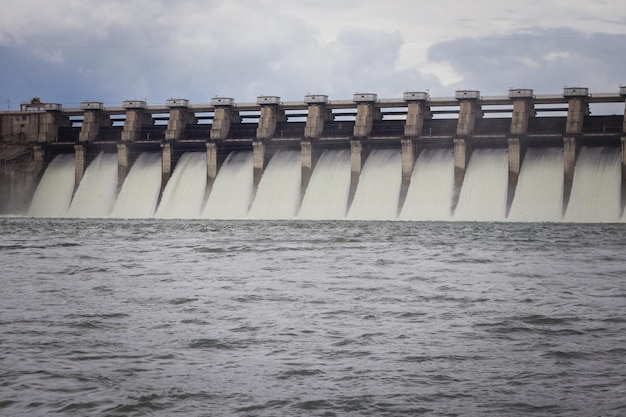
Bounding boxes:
[117,142,132,188]
[37,104,68,143]
[121,100,152,142]
[304,95,332,138]
[256,96,285,140]
[456,90,482,136]
[300,139,321,200]
[564,88,589,135]
[206,141,227,193]
[210,98,240,141]
[165,99,195,141]
[403,92,430,137]
[347,139,370,212]
[33,145,46,163]
[507,137,526,214]
[353,93,381,138]
[74,144,87,191]
[399,138,420,214]
[563,136,579,214]
[161,142,173,193]
[79,102,110,142]
[621,136,626,212]
[509,89,534,136]
[452,137,472,215]
[253,140,274,193]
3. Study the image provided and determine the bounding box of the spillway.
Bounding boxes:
[155,152,207,219]
[66,152,118,218]
[28,154,75,218]
[110,152,162,219]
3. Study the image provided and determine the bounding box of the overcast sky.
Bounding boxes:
[1,0,625,109]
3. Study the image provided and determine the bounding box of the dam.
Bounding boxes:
[1,87,626,222]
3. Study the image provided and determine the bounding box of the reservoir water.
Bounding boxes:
[1,218,625,416]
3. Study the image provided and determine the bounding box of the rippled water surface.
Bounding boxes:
[1,218,625,416]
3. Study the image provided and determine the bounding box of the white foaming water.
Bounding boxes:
[454,148,508,221]
[66,152,118,218]
[399,148,454,221]
[155,152,207,219]
[299,150,351,220]
[508,147,564,222]
[564,146,621,222]
[201,151,254,219]
[347,149,402,220]
[110,153,162,218]
[28,154,75,218]
[248,150,301,219]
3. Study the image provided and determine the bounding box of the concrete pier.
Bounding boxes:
[79,102,110,142]
[353,94,381,138]
[256,96,286,140]
[165,99,195,141]
[348,139,370,212]
[562,88,588,214]
[74,144,87,190]
[452,90,481,213]
[304,95,332,139]
[37,104,68,143]
[210,98,239,141]
[116,142,132,188]
[300,139,321,202]
[161,142,173,193]
[507,89,534,212]
[121,101,152,142]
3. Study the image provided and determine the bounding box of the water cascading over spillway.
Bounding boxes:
[347,149,402,220]
[28,154,76,218]
[298,150,351,220]
[454,148,508,221]
[564,146,621,222]
[66,152,118,218]
[110,153,162,218]
[201,151,254,219]
[508,147,564,222]
[399,148,454,221]
[248,150,301,219]
[155,152,207,219]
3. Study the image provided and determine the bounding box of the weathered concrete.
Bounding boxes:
[161,142,173,193]
[210,99,240,140]
[565,89,589,135]
[256,97,286,140]
[398,138,420,214]
[510,90,534,136]
[347,139,371,212]
[404,100,430,137]
[38,107,69,143]
[507,137,526,213]
[206,141,228,192]
[74,144,87,190]
[165,100,196,141]
[117,142,133,188]
[452,138,472,214]
[621,135,626,213]
[304,95,333,138]
[353,94,381,138]
[121,101,153,142]
[456,91,482,137]
[79,102,110,142]
[563,136,580,214]
[252,140,275,193]
[300,139,321,200]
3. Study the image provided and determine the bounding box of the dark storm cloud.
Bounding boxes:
[427,28,626,95]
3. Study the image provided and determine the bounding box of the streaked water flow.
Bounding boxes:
[201,151,253,219]
[399,148,454,221]
[110,152,162,218]
[66,152,118,218]
[155,152,207,219]
[299,149,351,220]
[508,147,563,222]
[28,153,75,218]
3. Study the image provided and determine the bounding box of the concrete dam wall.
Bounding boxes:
[2,87,626,221]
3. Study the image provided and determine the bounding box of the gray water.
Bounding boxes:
[1,218,625,416]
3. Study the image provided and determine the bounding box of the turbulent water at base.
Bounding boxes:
[299,149,351,220]
[347,149,402,220]
[1,218,625,416]
[155,152,207,219]
[564,147,621,222]
[110,153,162,219]
[28,153,75,218]
[454,148,508,221]
[67,152,118,218]
[201,151,253,220]
[399,148,454,221]
[248,150,302,220]
[508,147,564,222]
